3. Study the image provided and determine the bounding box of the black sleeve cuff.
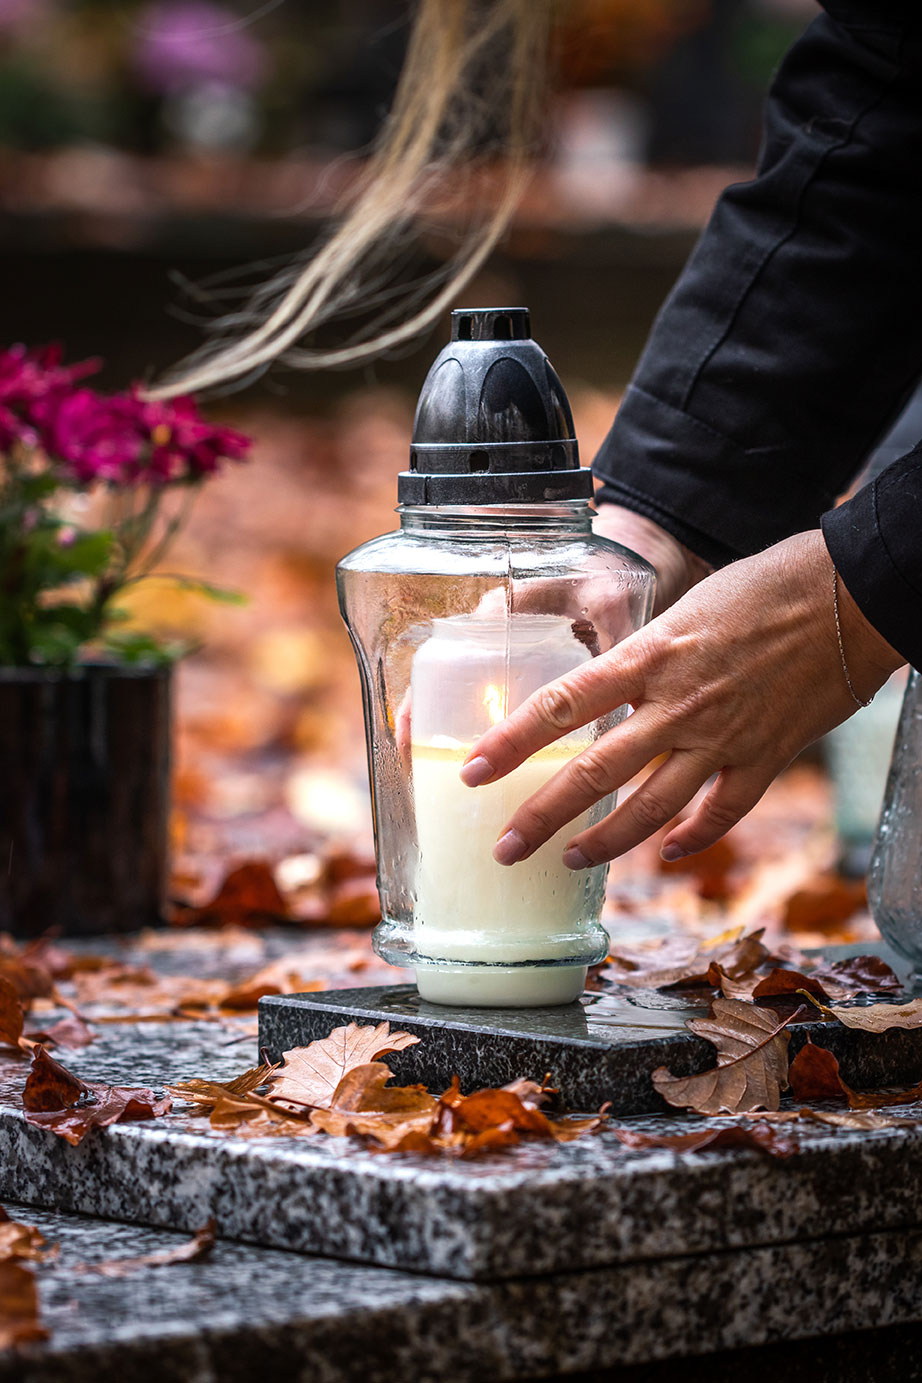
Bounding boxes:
[592,384,840,569]
[821,442,922,670]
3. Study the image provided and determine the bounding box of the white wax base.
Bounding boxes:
[415,964,587,1008]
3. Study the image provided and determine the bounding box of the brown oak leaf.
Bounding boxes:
[752,969,831,1002]
[652,998,791,1114]
[269,1022,420,1109]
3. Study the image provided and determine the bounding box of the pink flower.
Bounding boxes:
[132,393,251,482]
[0,344,100,450]
[37,390,145,485]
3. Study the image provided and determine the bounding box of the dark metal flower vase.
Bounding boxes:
[0,664,171,938]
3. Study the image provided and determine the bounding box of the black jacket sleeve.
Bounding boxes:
[591,3,922,666]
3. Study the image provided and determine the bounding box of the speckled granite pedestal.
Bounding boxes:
[7,1202,922,1383]
[259,942,922,1115]
[5,1016,922,1281]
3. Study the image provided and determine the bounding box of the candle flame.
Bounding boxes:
[482,683,507,725]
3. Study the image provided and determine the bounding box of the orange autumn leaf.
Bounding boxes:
[0,1207,53,1265]
[0,1260,47,1349]
[173,860,289,928]
[782,874,867,934]
[0,977,23,1049]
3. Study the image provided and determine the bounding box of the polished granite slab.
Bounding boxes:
[5,1019,922,1280]
[7,1202,922,1383]
[258,942,922,1115]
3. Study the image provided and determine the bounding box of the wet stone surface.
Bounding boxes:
[4,1000,922,1280]
[8,1202,922,1382]
[259,941,922,1115]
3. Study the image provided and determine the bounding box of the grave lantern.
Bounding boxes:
[336,309,654,1007]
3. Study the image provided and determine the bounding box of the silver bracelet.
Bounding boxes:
[833,562,874,708]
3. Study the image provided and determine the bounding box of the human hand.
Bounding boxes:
[460,530,905,867]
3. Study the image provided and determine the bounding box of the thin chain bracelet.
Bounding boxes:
[833,561,874,708]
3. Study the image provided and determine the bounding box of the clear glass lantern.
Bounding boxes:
[337,309,654,1007]
[869,668,922,972]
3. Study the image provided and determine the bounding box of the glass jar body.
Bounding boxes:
[336,503,654,1007]
[869,668,922,971]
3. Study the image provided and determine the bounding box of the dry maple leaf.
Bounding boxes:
[74,1220,216,1278]
[652,998,791,1115]
[269,1022,420,1109]
[219,962,325,1011]
[21,1046,171,1147]
[612,1121,799,1159]
[0,1260,47,1349]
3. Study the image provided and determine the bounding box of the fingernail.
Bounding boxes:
[563,846,592,871]
[660,843,687,862]
[493,829,528,866]
[460,755,494,787]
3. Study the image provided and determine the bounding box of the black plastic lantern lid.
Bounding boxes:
[398,308,593,505]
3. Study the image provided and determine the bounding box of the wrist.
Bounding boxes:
[593,502,711,613]
[830,553,905,701]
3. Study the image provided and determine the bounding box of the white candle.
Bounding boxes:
[412,740,609,1006]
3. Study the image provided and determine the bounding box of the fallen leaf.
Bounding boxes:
[808,954,902,1000]
[169,1062,278,1112]
[269,1022,420,1109]
[829,998,922,1032]
[752,969,831,1003]
[0,1260,47,1349]
[173,860,288,928]
[22,1046,89,1111]
[0,1207,53,1264]
[21,1047,171,1147]
[74,1220,216,1278]
[796,1107,920,1131]
[652,998,791,1114]
[606,928,767,991]
[219,962,325,1011]
[782,874,867,934]
[0,977,23,1049]
[23,1014,95,1051]
[611,1121,799,1158]
[788,1041,848,1102]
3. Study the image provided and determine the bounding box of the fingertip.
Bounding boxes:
[562,845,592,871]
[659,842,687,863]
[460,755,494,788]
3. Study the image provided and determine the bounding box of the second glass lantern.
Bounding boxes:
[337,308,654,1007]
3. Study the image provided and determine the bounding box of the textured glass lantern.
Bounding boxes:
[337,309,654,1007]
[869,669,922,972]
